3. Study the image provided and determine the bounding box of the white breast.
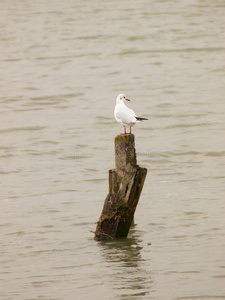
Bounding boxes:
[114,103,137,127]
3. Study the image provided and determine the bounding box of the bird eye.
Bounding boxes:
[124,96,125,99]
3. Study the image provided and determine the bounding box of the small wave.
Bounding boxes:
[30,93,82,101]
[176,295,225,299]
[164,151,201,156]
[117,47,225,56]
[205,151,225,157]
[0,126,45,134]
[166,122,212,129]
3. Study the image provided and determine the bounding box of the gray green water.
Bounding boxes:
[1,0,225,299]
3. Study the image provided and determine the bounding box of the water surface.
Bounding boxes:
[1,0,225,299]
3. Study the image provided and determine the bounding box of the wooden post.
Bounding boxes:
[94,134,147,241]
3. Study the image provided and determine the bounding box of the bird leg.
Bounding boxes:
[124,126,127,135]
[129,127,132,134]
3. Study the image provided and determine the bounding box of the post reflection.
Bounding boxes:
[97,225,152,299]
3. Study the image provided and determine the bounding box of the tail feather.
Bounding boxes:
[135,116,148,121]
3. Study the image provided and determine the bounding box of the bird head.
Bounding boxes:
[116,94,130,103]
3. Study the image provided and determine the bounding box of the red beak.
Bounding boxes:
[125,98,130,101]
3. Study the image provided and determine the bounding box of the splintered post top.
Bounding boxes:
[114,134,137,174]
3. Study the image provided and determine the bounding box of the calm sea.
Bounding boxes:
[1,0,225,299]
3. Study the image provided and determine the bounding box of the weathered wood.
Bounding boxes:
[94,134,147,241]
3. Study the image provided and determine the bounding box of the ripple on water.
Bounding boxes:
[1,1,225,300]
[205,151,225,157]
[0,126,45,134]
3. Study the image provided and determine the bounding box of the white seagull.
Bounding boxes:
[114,94,148,134]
